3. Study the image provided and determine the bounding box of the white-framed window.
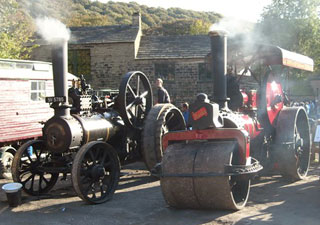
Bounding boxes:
[30,80,46,101]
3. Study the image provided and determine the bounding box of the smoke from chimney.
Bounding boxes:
[36,17,70,43]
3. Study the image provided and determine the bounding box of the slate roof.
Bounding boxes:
[69,25,139,44]
[136,35,211,59]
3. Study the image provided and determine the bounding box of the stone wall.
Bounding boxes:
[88,42,136,89]
[130,59,213,106]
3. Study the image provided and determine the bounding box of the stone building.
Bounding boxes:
[30,13,255,106]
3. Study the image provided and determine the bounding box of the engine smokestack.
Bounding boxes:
[51,39,70,117]
[209,30,228,109]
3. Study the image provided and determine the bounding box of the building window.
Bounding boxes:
[155,63,175,81]
[68,49,91,81]
[30,81,46,101]
[198,63,212,81]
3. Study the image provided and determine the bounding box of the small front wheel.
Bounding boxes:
[72,141,120,204]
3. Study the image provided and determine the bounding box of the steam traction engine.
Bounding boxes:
[159,31,313,210]
[11,39,186,204]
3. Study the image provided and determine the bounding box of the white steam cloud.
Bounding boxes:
[210,17,254,37]
[36,17,70,43]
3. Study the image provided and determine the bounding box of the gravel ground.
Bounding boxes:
[0,162,320,225]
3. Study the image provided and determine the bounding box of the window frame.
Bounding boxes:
[30,80,46,101]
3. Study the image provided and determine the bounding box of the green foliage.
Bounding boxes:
[257,0,320,74]
[190,20,211,35]
[145,19,211,35]
[66,0,221,35]
[0,0,36,59]
[67,12,111,26]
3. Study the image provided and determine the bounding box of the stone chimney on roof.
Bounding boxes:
[132,12,141,28]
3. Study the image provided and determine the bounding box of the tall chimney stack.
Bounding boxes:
[132,12,141,28]
[51,39,70,117]
[209,30,228,109]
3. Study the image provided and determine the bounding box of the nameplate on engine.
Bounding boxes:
[191,107,208,121]
[45,96,66,103]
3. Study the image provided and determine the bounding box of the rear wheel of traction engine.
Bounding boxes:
[161,141,250,210]
[11,140,59,195]
[275,107,311,180]
[72,141,120,204]
[142,104,186,173]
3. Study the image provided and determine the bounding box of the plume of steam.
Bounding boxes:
[210,17,254,37]
[36,17,70,43]
[210,17,266,59]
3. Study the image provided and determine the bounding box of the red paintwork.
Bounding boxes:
[248,90,258,110]
[162,128,250,164]
[240,114,261,139]
[241,91,249,106]
[265,74,284,127]
[191,107,208,121]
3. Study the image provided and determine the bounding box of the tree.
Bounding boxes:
[190,19,211,35]
[145,19,211,36]
[67,12,111,27]
[257,0,320,73]
[0,0,35,59]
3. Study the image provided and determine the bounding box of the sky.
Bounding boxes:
[97,0,273,22]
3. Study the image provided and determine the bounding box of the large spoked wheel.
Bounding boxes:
[142,104,186,173]
[118,71,153,129]
[12,140,59,195]
[275,107,311,180]
[72,141,120,204]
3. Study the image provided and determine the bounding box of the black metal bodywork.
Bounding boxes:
[12,39,155,204]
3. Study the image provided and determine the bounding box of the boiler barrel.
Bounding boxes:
[160,141,250,210]
[74,114,118,144]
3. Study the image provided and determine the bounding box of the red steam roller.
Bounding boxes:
[157,30,313,210]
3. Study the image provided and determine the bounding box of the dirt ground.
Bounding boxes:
[0,162,320,225]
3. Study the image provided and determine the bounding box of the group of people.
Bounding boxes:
[291,100,319,119]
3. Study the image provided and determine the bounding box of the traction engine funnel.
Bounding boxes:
[209,30,228,109]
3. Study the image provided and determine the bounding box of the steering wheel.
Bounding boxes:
[117,71,153,129]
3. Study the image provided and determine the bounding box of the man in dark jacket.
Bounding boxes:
[156,78,170,103]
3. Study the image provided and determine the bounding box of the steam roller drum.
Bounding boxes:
[160,141,250,210]
[142,103,186,173]
[274,107,311,180]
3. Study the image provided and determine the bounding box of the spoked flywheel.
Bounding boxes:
[11,140,59,195]
[72,141,120,204]
[117,71,153,129]
[274,107,311,180]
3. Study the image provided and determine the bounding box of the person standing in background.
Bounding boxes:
[156,78,170,103]
[181,102,190,127]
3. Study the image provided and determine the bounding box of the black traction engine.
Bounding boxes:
[11,39,186,204]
